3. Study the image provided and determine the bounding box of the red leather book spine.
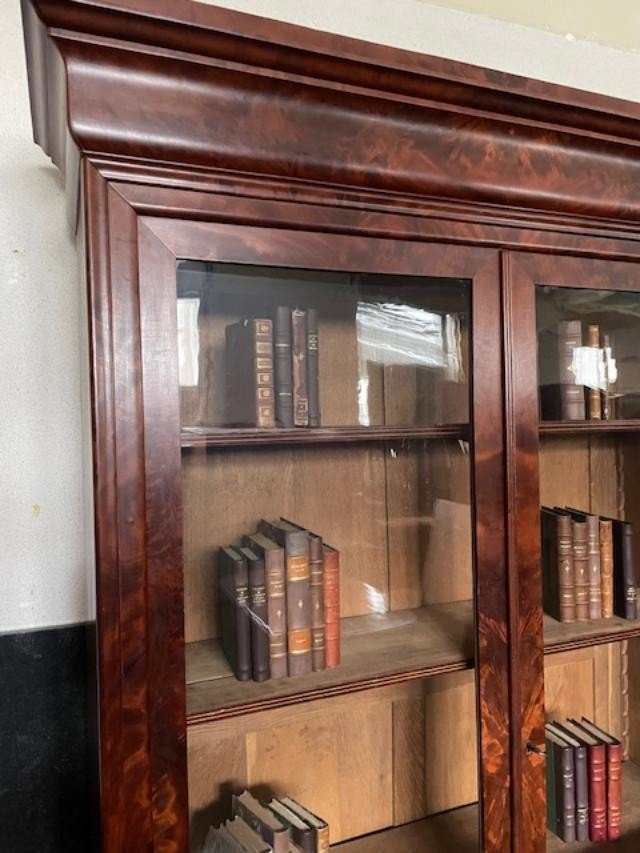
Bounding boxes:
[323,545,340,668]
[607,743,623,840]
[587,743,607,842]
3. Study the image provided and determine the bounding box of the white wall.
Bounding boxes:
[1,0,639,632]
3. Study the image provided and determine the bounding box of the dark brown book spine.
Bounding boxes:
[602,333,613,420]
[323,545,340,668]
[306,308,320,427]
[554,742,577,842]
[240,547,270,683]
[218,547,251,682]
[243,533,288,680]
[225,319,275,428]
[587,743,607,842]
[542,509,575,622]
[600,519,614,618]
[558,320,585,421]
[585,514,602,619]
[607,742,623,840]
[309,533,326,671]
[291,308,309,426]
[572,519,590,621]
[274,306,294,428]
[587,324,602,420]
[573,744,589,842]
[613,520,638,620]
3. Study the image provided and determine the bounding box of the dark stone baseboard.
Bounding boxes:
[0,622,99,852]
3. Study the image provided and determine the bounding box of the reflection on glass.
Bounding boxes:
[176,261,470,430]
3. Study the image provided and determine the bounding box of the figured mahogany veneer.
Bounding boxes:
[21,1,640,851]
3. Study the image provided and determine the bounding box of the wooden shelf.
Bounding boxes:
[181,423,468,449]
[544,613,640,655]
[540,420,640,435]
[332,804,478,851]
[547,762,640,851]
[186,601,475,724]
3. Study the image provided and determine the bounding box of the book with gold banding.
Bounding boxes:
[232,790,290,853]
[218,547,251,682]
[280,796,329,853]
[560,719,607,842]
[225,318,275,428]
[565,508,602,619]
[274,306,294,428]
[243,532,288,679]
[599,519,614,618]
[239,546,270,683]
[544,724,577,843]
[323,543,341,668]
[541,507,575,623]
[558,320,585,421]
[579,718,623,841]
[291,308,309,426]
[306,307,320,427]
[267,799,314,853]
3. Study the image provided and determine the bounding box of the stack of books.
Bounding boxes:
[218,519,340,682]
[545,718,622,843]
[203,790,329,852]
[225,307,320,429]
[541,506,637,623]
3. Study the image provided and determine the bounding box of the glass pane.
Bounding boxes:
[538,286,640,423]
[178,260,480,851]
[537,286,640,849]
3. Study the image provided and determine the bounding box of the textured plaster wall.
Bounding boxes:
[2,0,639,631]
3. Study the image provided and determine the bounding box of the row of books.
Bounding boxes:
[541,506,637,623]
[219,519,340,682]
[225,307,320,429]
[546,718,621,843]
[204,790,329,853]
[546,320,616,422]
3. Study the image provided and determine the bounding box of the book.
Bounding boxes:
[203,825,246,853]
[544,724,577,842]
[565,509,602,619]
[279,797,329,853]
[567,512,590,621]
[559,719,607,842]
[602,332,614,420]
[611,518,638,620]
[267,800,314,853]
[232,790,290,853]
[225,319,275,428]
[558,320,585,421]
[322,543,341,668]
[243,532,288,679]
[545,731,557,837]
[579,718,623,841]
[599,519,614,619]
[541,508,575,623]
[306,308,320,427]
[587,324,602,420]
[274,306,294,428]
[291,308,309,426]
[548,723,589,842]
[225,816,272,852]
[218,547,251,681]
[259,519,312,676]
[281,520,325,671]
[239,546,270,683]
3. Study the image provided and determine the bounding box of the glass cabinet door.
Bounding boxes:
[135,223,508,852]
[506,253,640,853]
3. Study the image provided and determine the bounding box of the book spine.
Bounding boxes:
[284,530,312,676]
[557,513,576,622]
[546,737,557,835]
[622,525,638,620]
[574,746,589,842]
[555,745,576,843]
[586,514,602,619]
[274,306,294,428]
[291,308,309,426]
[266,553,288,680]
[600,519,614,618]
[602,333,613,420]
[252,319,276,428]
[316,825,330,853]
[572,520,590,621]
[246,553,270,683]
[323,546,340,668]
[219,550,251,682]
[587,745,607,842]
[558,320,585,421]
[306,308,320,427]
[309,535,326,671]
[587,324,602,420]
[607,743,623,840]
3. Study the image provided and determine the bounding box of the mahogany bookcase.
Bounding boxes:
[22,1,640,850]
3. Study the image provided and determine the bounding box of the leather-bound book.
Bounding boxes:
[274,306,294,428]
[558,320,585,421]
[267,800,315,853]
[566,512,590,621]
[579,718,623,841]
[280,796,329,853]
[323,543,341,668]
[225,319,275,428]
[549,723,589,842]
[243,532,288,679]
[612,518,638,620]
[544,724,577,843]
[306,308,320,427]
[291,308,309,426]
[218,547,251,682]
[587,324,602,420]
[203,825,245,853]
[541,508,575,622]
[225,816,272,853]
[232,790,290,853]
[281,520,325,671]
[566,509,602,619]
[599,518,614,618]
[560,719,607,842]
[239,547,270,683]
[259,519,312,676]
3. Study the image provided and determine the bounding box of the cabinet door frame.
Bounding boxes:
[502,251,640,853]
[87,163,511,851]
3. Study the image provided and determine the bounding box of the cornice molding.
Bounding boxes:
[22,0,640,223]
